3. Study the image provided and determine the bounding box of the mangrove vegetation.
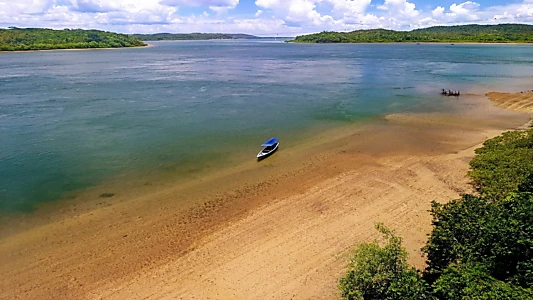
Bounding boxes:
[291,24,533,43]
[0,27,146,51]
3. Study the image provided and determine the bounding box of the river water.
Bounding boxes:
[1,41,532,212]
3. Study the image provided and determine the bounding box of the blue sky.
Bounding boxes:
[1,0,532,35]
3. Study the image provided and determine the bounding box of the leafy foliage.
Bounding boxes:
[423,193,533,287]
[468,129,533,198]
[0,27,146,51]
[340,224,429,300]
[518,173,533,193]
[291,24,533,43]
[422,195,492,281]
[433,263,533,300]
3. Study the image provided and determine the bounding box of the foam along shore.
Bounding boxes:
[0,92,531,299]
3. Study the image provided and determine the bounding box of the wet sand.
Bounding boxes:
[0,93,531,299]
[487,90,533,113]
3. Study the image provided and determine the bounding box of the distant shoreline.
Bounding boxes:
[290,24,533,44]
[288,41,533,45]
[0,43,154,54]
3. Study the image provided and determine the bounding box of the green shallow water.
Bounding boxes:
[1,41,533,212]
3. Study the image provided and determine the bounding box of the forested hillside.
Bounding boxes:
[292,24,533,43]
[0,27,146,51]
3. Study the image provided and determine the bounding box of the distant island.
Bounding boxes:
[0,27,146,51]
[290,24,533,43]
[130,33,259,41]
[7,24,530,51]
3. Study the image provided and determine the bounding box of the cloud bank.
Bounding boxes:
[0,0,532,35]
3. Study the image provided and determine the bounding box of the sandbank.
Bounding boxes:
[487,90,533,113]
[0,92,531,299]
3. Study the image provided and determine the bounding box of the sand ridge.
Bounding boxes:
[487,90,533,113]
[1,94,531,300]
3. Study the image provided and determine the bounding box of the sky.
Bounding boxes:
[0,0,532,36]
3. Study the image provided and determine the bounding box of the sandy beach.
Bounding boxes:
[487,90,533,113]
[1,92,532,299]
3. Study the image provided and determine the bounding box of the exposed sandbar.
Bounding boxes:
[0,93,531,299]
[487,90,533,113]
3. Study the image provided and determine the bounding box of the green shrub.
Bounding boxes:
[340,224,429,300]
[433,263,533,300]
[424,193,533,288]
[518,173,533,193]
[468,129,533,198]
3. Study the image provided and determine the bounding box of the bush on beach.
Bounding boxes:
[339,224,429,300]
[340,124,533,299]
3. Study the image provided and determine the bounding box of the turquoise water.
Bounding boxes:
[1,41,533,212]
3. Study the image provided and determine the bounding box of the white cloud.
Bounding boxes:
[209,6,230,14]
[255,0,334,27]
[69,0,119,13]
[161,0,238,7]
[378,0,419,18]
[0,0,533,35]
[449,1,480,15]
[447,1,480,21]
[487,1,533,23]
[0,0,178,28]
[432,6,445,18]
[325,0,372,18]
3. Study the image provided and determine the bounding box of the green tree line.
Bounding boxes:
[291,24,533,43]
[340,123,533,299]
[130,33,258,41]
[0,27,146,51]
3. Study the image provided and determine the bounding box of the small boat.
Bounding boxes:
[257,137,279,160]
[441,89,460,96]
